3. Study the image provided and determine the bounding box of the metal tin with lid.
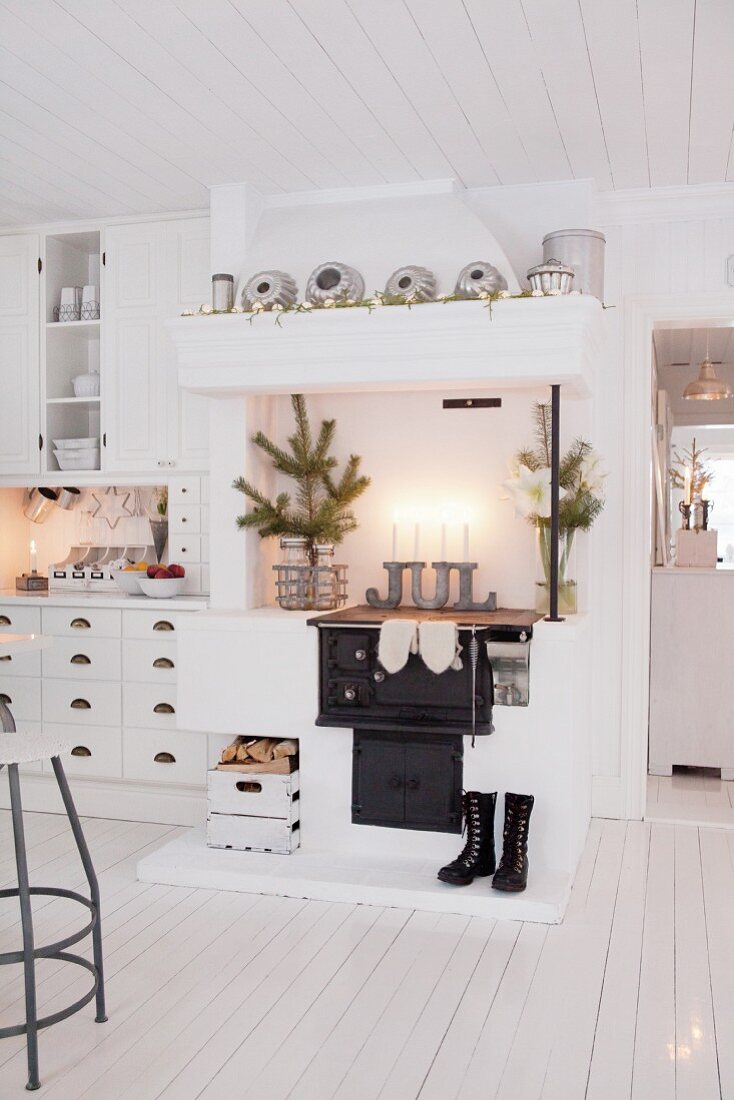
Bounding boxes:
[542,228,606,300]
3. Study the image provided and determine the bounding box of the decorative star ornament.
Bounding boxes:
[89,487,133,529]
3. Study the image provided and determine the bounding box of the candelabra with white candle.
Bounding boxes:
[16,538,48,591]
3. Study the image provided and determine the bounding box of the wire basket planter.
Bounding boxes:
[52,303,100,322]
[272,563,348,611]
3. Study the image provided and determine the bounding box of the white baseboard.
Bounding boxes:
[592,775,624,819]
[0,773,206,827]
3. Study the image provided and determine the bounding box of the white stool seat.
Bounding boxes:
[0,732,72,766]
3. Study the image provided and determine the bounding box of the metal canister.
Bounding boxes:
[23,487,59,523]
[56,487,81,510]
[542,229,606,300]
[211,273,234,311]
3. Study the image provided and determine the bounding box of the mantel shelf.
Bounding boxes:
[166,296,603,399]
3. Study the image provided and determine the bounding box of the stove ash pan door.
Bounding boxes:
[352,729,463,833]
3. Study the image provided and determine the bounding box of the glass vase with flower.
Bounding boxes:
[502,402,605,615]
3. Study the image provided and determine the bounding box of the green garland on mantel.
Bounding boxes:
[181,287,584,327]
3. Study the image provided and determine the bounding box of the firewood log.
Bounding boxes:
[272,739,298,759]
[247,738,277,763]
[221,736,244,764]
[235,741,251,763]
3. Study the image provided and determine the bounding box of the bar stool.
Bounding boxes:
[0,732,107,1091]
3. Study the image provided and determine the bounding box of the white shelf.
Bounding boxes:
[46,396,100,406]
[46,319,100,333]
[167,296,602,400]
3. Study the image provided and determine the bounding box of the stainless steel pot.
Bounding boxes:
[23,487,59,523]
[542,228,606,299]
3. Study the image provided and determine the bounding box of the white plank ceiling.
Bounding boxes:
[0,0,732,226]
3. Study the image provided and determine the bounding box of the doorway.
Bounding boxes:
[647,326,734,826]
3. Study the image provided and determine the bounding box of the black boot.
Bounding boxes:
[492,793,534,892]
[437,791,496,886]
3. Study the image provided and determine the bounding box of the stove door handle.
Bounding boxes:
[406,778,420,791]
[388,775,403,790]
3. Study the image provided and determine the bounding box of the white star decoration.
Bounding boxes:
[90,487,133,530]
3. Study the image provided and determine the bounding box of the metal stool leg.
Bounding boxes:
[50,757,108,1024]
[8,763,40,1091]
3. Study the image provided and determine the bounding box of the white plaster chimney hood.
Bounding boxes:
[167,295,602,400]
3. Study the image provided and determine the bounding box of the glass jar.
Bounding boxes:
[312,544,337,610]
[535,525,577,615]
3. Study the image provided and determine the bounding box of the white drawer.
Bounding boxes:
[123,682,177,729]
[169,534,201,562]
[207,769,299,821]
[182,565,202,595]
[42,606,121,639]
[18,721,43,773]
[123,728,206,786]
[42,637,121,681]
[123,639,177,685]
[43,723,122,779]
[0,606,41,633]
[42,679,121,727]
[0,676,41,721]
[0,649,41,677]
[123,610,181,639]
[169,477,200,506]
[170,505,201,534]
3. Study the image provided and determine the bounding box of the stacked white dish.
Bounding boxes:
[53,437,100,470]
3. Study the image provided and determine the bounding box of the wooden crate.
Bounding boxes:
[206,768,300,855]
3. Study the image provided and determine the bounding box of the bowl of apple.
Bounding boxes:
[138,563,186,598]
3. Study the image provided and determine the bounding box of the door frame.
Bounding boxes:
[621,292,734,820]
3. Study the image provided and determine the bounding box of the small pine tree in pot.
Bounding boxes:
[233,395,370,607]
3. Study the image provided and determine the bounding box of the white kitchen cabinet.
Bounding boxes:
[0,234,40,475]
[103,217,209,474]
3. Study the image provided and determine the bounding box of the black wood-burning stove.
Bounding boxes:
[309,606,539,834]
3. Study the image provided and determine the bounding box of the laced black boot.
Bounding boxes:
[437,791,496,886]
[492,793,534,892]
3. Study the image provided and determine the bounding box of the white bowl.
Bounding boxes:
[72,374,100,398]
[53,448,100,471]
[138,576,186,598]
[53,437,99,449]
[112,569,145,595]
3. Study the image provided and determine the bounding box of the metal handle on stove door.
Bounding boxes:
[388,775,403,790]
[406,778,420,791]
[344,686,357,702]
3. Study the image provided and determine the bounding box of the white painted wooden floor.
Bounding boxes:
[647,766,734,829]
[0,810,732,1099]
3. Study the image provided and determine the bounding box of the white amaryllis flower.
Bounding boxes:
[251,301,265,312]
[299,301,312,310]
[531,289,543,297]
[478,291,491,300]
[272,303,283,311]
[200,304,213,314]
[547,288,561,296]
[371,296,384,307]
[324,298,336,308]
[579,451,606,496]
[502,465,565,519]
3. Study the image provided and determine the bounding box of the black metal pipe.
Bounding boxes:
[546,384,564,622]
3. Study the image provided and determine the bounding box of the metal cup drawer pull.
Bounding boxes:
[153,657,175,670]
[153,620,174,632]
[0,655,11,662]
[71,698,91,709]
[154,751,176,764]
[0,615,11,626]
[70,654,91,665]
[70,617,91,630]
[71,745,91,758]
[153,702,175,714]
[0,693,11,705]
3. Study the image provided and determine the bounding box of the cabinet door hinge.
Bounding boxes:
[37,257,42,274]
[38,433,43,451]
[102,251,106,266]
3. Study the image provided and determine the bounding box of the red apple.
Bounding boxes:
[168,563,185,578]
[147,564,159,578]
[155,568,174,579]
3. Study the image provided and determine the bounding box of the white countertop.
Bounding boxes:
[653,566,734,576]
[0,588,209,611]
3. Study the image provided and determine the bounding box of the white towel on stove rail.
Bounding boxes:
[418,621,463,674]
[378,619,418,674]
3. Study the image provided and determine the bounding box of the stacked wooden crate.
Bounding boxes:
[206,737,300,855]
